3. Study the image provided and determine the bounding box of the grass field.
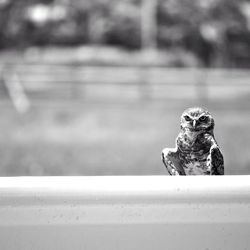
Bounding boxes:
[0,60,250,176]
[0,93,250,176]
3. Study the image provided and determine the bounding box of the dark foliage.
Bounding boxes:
[1,0,250,66]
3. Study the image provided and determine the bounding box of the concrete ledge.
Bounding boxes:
[0,176,250,249]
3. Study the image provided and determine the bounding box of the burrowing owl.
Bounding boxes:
[162,107,224,175]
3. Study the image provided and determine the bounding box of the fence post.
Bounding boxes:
[141,0,158,50]
[2,65,30,114]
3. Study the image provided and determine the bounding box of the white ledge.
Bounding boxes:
[0,176,250,225]
[1,176,250,250]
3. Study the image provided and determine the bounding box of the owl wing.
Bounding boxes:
[162,147,186,175]
[209,145,224,175]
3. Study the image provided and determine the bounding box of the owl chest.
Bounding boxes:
[179,151,210,175]
[177,132,212,175]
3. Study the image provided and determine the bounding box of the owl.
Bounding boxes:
[162,107,224,175]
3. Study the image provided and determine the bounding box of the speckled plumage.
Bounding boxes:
[162,107,224,175]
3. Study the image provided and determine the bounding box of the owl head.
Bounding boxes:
[180,107,214,132]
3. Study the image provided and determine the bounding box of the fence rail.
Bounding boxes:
[0,176,250,250]
[1,63,250,111]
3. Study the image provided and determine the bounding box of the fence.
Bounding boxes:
[0,176,250,249]
[1,62,250,110]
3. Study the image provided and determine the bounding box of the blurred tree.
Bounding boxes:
[1,0,250,67]
[0,0,12,49]
[105,0,141,49]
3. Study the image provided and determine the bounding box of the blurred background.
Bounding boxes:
[0,0,250,175]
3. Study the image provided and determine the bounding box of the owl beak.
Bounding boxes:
[193,120,197,128]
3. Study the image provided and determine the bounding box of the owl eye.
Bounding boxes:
[184,115,191,121]
[199,116,208,122]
